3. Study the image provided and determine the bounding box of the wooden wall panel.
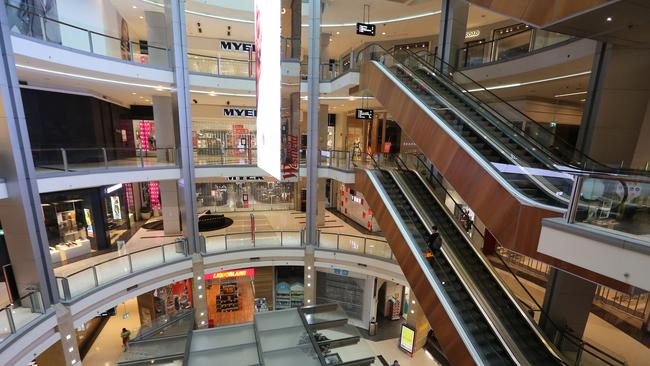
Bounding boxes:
[253,266,274,310]
[359,63,632,292]
[356,171,477,366]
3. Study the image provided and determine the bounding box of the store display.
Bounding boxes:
[254,297,268,312]
[50,238,91,263]
[275,282,291,310]
[217,282,240,312]
[290,283,304,308]
[389,298,401,320]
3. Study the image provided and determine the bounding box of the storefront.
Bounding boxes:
[205,267,259,327]
[275,266,304,310]
[137,279,193,328]
[41,184,136,264]
[196,179,295,212]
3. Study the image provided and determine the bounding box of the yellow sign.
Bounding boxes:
[399,324,415,354]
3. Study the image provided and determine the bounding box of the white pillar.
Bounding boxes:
[144,11,169,67]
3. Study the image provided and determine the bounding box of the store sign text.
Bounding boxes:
[205,268,255,280]
[281,134,299,180]
[223,108,257,118]
[220,40,255,52]
[465,29,480,38]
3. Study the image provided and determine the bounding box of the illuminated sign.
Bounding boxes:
[220,40,255,52]
[351,195,362,204]
[106,183,123,194]
[465,29,481,38]
[223,107,257,118]
[205,268,255,280]
[356,109,374,120]
[255,0,282,180]
[356,22,376,36]
[399,324,416,354]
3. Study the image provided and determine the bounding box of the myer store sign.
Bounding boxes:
[223,107,257,118]
[220,40,255,52]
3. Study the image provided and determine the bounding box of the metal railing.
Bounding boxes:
[32,147,177,173]
[6,2,169,67]
[300,49,358,81]
[201,230,304,253]
[187,53,255,78]
[400,152,626,366]
[194,147,256,166]
[318,231,394,261]
[0,290,45,342]
[458,28,573,68]
[55,239,189,301]
[496,246,551,278]
[595,285,650,320]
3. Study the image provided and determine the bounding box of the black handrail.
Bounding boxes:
[403,152,625,366]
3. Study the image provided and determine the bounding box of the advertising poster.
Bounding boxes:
[254,0,282,180]
[120,18,131,61]
[84,208,94,238]
[399,324,416,355]
[110,196,122,220]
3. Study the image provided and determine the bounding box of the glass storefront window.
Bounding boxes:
[197,182,295,212]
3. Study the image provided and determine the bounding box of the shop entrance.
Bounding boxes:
[205,268,257,327]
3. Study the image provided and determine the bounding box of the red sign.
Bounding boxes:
[148,181,160,210]
[205,268,255,280]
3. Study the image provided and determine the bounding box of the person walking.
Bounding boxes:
[121,328,131,351]
[391,360,400,366]
[426,225,442,252]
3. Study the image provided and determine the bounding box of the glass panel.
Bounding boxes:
[258,325,310,352]
[190,324,256,352]
[204,235,226,253]
[318,232,338,250]
[0,308,13,340]
[261,345,321,366]
[66,267,97,297]
[282,231,302,247]
[130,247,164,271]
[95,256,131,285]
[495,30,532,61]
[255,309,303,331]
[364,238,392,259]
[58,24,92,53]
[254,231,283,247]
[336,235,365,254]
[90,33,122,59]
[225,232,253,250]
[163,241,187,261]
[532,30,571,50]
[189,343,260,366]
[575,177,650,240]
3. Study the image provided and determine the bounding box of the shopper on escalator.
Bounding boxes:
[427,226,441,252]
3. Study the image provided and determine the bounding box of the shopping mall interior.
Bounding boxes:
[0,0,649,365]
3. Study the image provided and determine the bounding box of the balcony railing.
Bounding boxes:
[458,28,573,68]
[55,239,189,301]
[0,290,45,343]
[32,147,177,174]
[6,2,169,67]
[188,53,255,78]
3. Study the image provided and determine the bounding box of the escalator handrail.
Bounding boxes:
[356,42,649,177]
[396,48,609,173]
[363,169,498,366]
[404,153,626,366]
[402,169,567,365]
[391,63,572,208]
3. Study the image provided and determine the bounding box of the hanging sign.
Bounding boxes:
[356,108,374,120]
[356,22,376,36]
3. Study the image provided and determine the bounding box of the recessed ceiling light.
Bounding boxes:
[381,32,386,35]
[139,96,144,99]
[132,92,136,95]
[139,16,144,19]
[606,17,612,22]
[132,5,137,9]
[336,31,340,35]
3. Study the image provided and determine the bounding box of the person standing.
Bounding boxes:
[427,226,441,251]
[391,361,400,366]
[121,328,131,351]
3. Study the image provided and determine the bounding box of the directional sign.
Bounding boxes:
[356,108,374,120]
[356,22,376,36]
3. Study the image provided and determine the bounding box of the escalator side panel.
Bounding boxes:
[355,170,478,366]
[359,61,561,258]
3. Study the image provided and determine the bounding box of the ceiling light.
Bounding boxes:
[336,31,340,35]
[554,91,587,98]
[132,5,137,9]
[131,92,136,95]
[281,7,286,14]
[465,71,591,93]
[381,32,386,35]
[580,99,586,102]
[139,16,144,19]
[606,17,613,22]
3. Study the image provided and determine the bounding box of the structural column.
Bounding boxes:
[305,0,321,246]
[577,42,650,168]
[163,0,200,252]
[0,1,57,306]
[334,112,348,151]
[190,254,209,329]
[406,294,431,353]
[144,11,169,67]
[437,0,468,68]
[540,268,597,351]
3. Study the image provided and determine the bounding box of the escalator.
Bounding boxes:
[372,169,514,366]
[357,45,574,259]
[393,167,564,365]
[357,167,564,365]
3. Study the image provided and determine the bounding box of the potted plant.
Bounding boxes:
[140,205,152,220]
